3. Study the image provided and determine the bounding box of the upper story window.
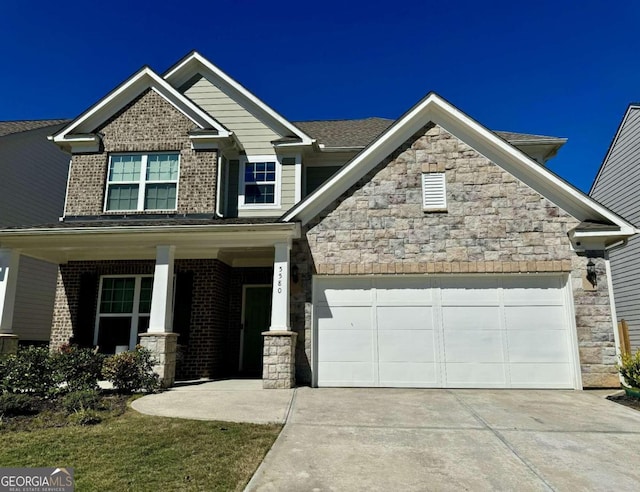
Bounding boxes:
[105,153,179,212]
[239,155,281,208]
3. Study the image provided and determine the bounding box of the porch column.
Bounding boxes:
[263,241,297,389]
[0,249,20,355]
[139,245,178,387]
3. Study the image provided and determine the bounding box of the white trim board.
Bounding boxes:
[283,92,637,239]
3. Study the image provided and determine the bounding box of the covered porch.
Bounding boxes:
[0,221,301,388]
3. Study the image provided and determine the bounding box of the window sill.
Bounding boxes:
[423,208,448,213]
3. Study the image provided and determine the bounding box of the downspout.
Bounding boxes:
[604,238,628,384]
[215,154,223,218]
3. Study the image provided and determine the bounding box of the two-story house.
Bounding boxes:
[0,120,69,345]
[0,52,635,389]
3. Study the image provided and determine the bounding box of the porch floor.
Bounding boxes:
[130,379,294,424]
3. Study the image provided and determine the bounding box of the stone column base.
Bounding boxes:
[262,331,297,389]
[0,334,18,355]
[139,332,178,388]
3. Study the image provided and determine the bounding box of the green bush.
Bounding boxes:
[0,393,37,416]
[0,346,56,396]
[619,349,640,388]
[102,347,160,393]
[54,344,105,392]
[62,389,101,414]
[67,409,102,426]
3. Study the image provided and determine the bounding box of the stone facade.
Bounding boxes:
[139,332,178,387]
[64,89,217,217]
[262,331,297,389]
[290,123,617,388]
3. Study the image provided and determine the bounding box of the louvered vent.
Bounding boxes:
[421,173,446,210]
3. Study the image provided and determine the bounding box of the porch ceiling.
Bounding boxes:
[0,223,299,264]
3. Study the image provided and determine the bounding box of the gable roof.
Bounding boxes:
[294,118,566,150]
[51,66,231,151]
[589,103,640,195]
[0,119,70,137]
[163,51,314,145]
[283,92,637,239]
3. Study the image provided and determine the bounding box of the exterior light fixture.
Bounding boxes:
[586,259,597,288]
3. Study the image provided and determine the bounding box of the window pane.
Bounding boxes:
[109,155,142,182]
[138,316,150,335]
[245,184,275,204]
[107,184,139,211]
[245,163,256,183]
[100,278,136,314]
[97,317,133,354]
[147,153,179,181]
[139,278,153,314]
[145,184,177,210]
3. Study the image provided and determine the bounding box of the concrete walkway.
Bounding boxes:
[247,388,640,491]
[131,379,294,424]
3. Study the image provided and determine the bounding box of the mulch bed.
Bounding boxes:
[607,393,640,412]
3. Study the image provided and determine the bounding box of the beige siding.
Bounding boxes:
[13,257,57,342]
[184,76,282,155]
[281,163,296,210]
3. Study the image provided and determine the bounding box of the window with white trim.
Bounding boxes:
[239,156,280,208]
[105,153,179,212]
[422,172,447,211]
[94,276,153,353]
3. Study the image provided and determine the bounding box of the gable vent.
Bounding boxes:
[422,173,447,210]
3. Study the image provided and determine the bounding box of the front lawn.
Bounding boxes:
[0,405,281,491]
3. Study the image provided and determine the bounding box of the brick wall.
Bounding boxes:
[292,123,617,387]
[50,258,232,381]
[65,89,217,216]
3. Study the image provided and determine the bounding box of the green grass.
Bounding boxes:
[0,408,281,491]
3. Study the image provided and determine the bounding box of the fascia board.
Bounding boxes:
[284,93,636,235]
[164,52,314,144]
[52,67,230,144]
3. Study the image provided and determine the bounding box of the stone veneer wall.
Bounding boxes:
[290,123,618,387]
[50,259,231,381]
[65,89,217,217]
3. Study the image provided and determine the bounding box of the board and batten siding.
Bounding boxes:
[590,106,640,350]
[0,124,69,342]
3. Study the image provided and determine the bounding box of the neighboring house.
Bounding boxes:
[0,52,634,390]
[0,120,70,343]
[590,104,640,351]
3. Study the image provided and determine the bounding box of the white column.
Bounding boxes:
[0,249,20,335]
[148,245,175,334]
[270,242,291,331]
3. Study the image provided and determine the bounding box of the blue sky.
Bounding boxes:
[2,1,639,192]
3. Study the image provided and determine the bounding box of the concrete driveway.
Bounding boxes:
[247,388,640,491]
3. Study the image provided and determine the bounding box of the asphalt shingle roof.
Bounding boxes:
[0,119,71,137]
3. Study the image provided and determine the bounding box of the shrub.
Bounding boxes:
[0,346,56,396]
[0,393,37,416]
[102,347,160,393]
[619,349,640,388]
[67,409,102,426]
[62,389,101,414]
[54,344,105,392]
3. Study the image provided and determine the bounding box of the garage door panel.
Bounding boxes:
[508,330,569,363]
[377,306,434,330]
[442,306,501,330]
[440,277,499,306]
[316,305,372,331]
[318,329,373,362]
[502,276,562,295]
[444,330,505,363]
[318,362,374,386]
[379,362,438,386]
[378,329,437,362]
[375,277,432,304]
[445,363,507,387]
[317,279,373,305]
[509,363,573,388]
[504,305,566,331]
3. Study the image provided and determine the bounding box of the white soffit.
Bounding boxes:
[51,66,230,144]
[283,92,637,236]
[164,52,314,145]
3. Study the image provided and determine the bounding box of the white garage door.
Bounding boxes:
[314,275,579,389]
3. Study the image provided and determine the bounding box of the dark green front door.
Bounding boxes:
[242,286,272,375]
